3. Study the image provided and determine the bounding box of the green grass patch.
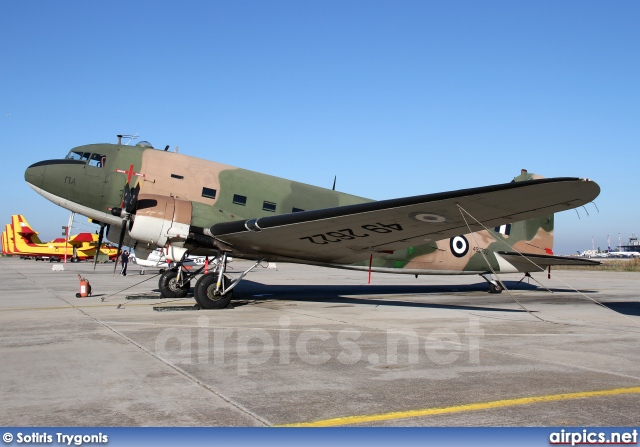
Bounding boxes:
[558,258,640,272]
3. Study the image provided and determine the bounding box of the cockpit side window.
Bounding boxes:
[66,151,91,162]
[88,153,106,168]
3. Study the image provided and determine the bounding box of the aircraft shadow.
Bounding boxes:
[149,280,598,313]
[600,302,640,317]
[225,280,555,313]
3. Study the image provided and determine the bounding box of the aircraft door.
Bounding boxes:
[102,171,125,207]
[81,153,106,205]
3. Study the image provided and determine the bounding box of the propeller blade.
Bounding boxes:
[121,182,131,209]
[93,224,105,271]
[112,176,140,275]
[125,183,140,214]
[113,222,127,275]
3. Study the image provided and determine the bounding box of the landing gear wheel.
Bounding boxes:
[489,282,503,294]
[194,273,233,309]
[158,269,191,298]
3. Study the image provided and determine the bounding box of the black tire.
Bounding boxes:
[158,269,191,298]
[489,282,503,294]
[194,273,233,309]
[193,275,206,307]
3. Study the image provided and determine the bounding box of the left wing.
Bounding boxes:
[204,177,600,264]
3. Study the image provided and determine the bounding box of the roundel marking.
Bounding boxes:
[450,235,469,258]
[411,213,447,223]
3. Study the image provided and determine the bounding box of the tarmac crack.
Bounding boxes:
[18,270,272,427]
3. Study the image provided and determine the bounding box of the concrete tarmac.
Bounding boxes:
[1,257,639,426]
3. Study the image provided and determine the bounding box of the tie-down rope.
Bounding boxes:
[456,204,640,328]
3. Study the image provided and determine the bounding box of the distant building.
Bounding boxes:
[617,234,640,252]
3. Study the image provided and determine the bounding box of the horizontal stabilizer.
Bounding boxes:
[16,225,36,235]
[496,251,600,272]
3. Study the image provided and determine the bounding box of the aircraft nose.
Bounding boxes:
[24,161,47,189]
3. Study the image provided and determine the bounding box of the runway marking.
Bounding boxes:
[280,386,640,427]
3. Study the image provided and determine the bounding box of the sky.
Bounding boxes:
[1,1,638,254]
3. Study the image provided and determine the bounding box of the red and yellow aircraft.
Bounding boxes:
[3,223,20,257]
[5,214,118,261]
[1,227,12,256]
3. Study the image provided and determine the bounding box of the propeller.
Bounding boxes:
[111,182,141,275]
[124,182,140,214]
[92,223,106,271]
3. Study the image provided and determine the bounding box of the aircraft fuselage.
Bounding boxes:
[24,142,568,275]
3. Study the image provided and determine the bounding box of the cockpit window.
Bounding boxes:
[66,151,91,162]
[88,153,106,168]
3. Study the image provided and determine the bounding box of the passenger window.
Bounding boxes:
[88,153,106,168]
[292,207,305,213]
[233,194,247,206]
[202,187,217,199]
[263,201,276,212]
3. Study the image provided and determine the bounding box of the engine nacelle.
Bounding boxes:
[128,194,192,249]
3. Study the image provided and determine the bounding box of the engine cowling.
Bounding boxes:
[128,194,192,249]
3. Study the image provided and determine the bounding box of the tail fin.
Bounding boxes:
[1,230,7,255]
[498,169,554,255]
[12,215,44,244]
[5,223,18,255]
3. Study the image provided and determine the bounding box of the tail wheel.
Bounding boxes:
[489,282,503,294]
[194,273,233,309]
[158,269,191,298]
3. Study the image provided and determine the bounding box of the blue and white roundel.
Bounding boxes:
[450,235,469,257]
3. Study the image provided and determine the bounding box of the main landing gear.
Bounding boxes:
[480,273,503,294]
[193,271,232,309]
[157,252,262,309]
[158,268,191,298]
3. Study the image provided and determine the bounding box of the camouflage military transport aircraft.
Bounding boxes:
[24,138,600,309]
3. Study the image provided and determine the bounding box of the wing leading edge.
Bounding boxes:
[205,177,600,264]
